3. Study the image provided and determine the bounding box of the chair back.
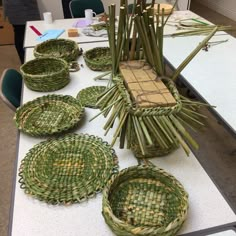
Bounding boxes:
[0,69,22,111]
[69,0,105,18]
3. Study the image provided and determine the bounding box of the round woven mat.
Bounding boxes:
[14,94,84,136]
[103,165,188,236]
[76,86,107,108]
[19,133,119,204]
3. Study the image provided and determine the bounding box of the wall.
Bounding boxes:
[194,0,236,21]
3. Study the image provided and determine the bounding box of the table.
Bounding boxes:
[9,41,236,236]
[24,18,109,48]
[162,12,236,135]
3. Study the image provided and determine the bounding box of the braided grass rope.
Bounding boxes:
[19,133,119,204]
[94,76,207,158]
[76,86,107,108]
[83,47,112,71]
[20,57,70,92]
[14,94,84,136]
[34,39,81,62]
[103,165,188,236]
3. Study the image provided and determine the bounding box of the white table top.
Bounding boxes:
[10,42,236,236]
[24,17,109,48]
[163,31,236,134]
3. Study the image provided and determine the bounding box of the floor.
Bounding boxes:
[0,1,235,236]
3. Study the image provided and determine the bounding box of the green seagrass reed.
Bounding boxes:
[34,38,81,62]
[19,133,119,204]
[20,57,70,92]
[102,165,189,236]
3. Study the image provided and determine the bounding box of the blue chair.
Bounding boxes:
[0,69,22,111]
[69,0,105,18]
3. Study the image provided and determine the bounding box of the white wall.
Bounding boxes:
[37,0,64,19]
[194,0,236,21]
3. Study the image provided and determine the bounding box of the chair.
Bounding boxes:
[0,68,22,111]
[69,0,105,18]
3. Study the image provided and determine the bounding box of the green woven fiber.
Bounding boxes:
[20,57,70,92]
[34,39,81,62]
[103,165,188,236]
[83,47,112,71]
[19,133,119,204]
[14,94,84,136]
[76,86,107,108]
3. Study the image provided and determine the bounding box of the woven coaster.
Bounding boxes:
[103,165,188,236]
[19,133,119,204]
[14,94,84,136]
[76,86,106,108]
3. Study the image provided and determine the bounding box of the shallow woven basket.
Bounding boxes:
[14,94,84,136]
[83,47,112,71]
[76,86,107,108]
[34,39,81,62]
[20,57,69,92]
[19,133,119,204]
[103,165,188,236]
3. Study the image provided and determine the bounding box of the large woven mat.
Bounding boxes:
[19,133,119,204]
[103,165,188,236]
[76,86,107,108]
[14,94,84,136]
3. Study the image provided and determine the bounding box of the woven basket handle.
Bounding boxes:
[69,61,80,72]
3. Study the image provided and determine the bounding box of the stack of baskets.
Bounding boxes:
[83,47,112,71]
[14,94,84,136]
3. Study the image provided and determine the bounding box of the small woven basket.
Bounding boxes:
[20,57,69,92]
[19,133,119,204]
[76,86,107,108]
[34,39,81,62]
[14,94,84,136]
[83,47,112,71]
[103,165,188,236]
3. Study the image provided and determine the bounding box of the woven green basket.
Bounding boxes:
[19,133,119,204]
[20,57,70,92]
[76,86,107,108]
[34,39,81,62]
[14,94,84,136]
[83,47,112,71]
[103,165,188,236]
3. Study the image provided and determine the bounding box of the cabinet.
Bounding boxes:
[0,7,14,45]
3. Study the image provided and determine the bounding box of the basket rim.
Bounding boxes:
[20,57,69,78]
[103,165,188,234]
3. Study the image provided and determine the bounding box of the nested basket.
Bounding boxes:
[83,47,112,71]
[14,94,84,136]
[102,165,188,236]
[19,133,119,204]
[20,57,69,92]
[34,39,81,62]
